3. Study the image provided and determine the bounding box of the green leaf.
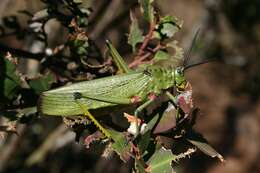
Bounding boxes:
[156,15,182,39]
[161,23,178,38]
[1,55,22,100]
[128,12,144,52]
[139,0,154,22]
[28,72,55,95]
[136,114,159,157]
[161,16,179,25]
[166,40,184,60]
[147,147,175,173]
[138,130,151,154]
[187,132,224,162]
[2,78,20,100]
[154,50,171,62]
[109,129,131,162]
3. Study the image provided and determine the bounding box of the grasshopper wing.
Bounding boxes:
[38,72,151,116]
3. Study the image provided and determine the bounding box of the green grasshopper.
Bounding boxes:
[38,33,200,138]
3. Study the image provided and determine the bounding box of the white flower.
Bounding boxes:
[124,113,147,135]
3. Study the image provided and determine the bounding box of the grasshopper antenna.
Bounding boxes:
[184,58,217,71]
[183,28,201,68]
[183,28,217,71]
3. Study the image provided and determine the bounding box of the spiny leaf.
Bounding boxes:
[161,23,178,38]
[108,129,131,162]
[128,12,144,53]
[166,40,184,60]
[28,72,55,95]
[1,53,22,100]
[161,16,181,38]
[147,147,175,173]
[156,15,182,39]
[153,50,171,62]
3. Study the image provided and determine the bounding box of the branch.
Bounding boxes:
[0,43,45,60]
[136,22,155,57]
[129,43,163,68]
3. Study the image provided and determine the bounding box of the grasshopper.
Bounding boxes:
[38,33,200,138]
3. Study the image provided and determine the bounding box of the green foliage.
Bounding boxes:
[0,1,223,172]
[147,147,175,173]
[139,0,154,22]
[1,55,21,100]
[154,15,182,40]
[153,50,171,62]
[28,72,55,95]
[128,12,144,53]
[109,129,132,162]
[137,114,159,154]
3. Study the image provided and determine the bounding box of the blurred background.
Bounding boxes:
[0,0,259,173]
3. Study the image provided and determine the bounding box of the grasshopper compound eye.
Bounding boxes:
[174,67,187,92]
[176,67,184,75]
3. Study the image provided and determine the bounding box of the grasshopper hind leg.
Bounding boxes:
[73,92,111,139]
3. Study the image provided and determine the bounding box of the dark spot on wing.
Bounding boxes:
[73,92,82,100]
[143,69,152,76]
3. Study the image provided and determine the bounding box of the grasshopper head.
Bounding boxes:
[174,67,187,92]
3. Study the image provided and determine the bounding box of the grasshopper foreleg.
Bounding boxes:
[134,98,154,137]
[165,91,178,106]
[73,92,112,139]
[165,91,182,119]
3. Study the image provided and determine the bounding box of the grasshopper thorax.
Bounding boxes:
[174,66,187,92]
